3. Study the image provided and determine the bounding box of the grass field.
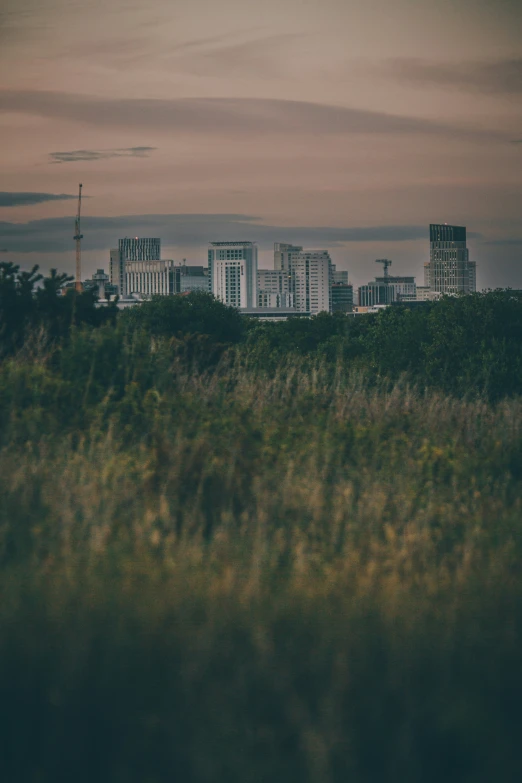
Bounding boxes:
[1,332,522,782]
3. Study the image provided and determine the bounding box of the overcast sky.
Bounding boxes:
[1,0,521,288]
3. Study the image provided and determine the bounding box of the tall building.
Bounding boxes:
[331,266,349,285]
[274,242,302,272]
[425,224,476,294]
[293,251,332,315]
[110,238,162,297]
[332,284,353,313]
[109,248,125,296]
[257,269,294,308]
[119,237,161,262]
[330,264,352,313]
[208,241,258,309]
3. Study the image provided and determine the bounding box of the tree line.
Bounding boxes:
[2,261,522,400]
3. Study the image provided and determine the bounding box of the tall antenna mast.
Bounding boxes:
[74,183,83,292]
[376,258,392,279]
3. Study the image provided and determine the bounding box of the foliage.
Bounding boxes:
[122,290,245,344]
[1,333,522,780]
[360,291,522,399]
[2,280,522,779]
[0,262,117,356]
[243,291,522,399]
[3,270,522,400]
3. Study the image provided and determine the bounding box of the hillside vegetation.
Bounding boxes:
[1,269,522,782]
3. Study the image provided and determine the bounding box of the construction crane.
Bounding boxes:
[376,258,392,279]
[73,183,83,292]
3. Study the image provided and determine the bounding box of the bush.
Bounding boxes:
[357,291,522,399]
[122,290,245,345]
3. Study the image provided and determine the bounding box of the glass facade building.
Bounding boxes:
[425,224,476,294]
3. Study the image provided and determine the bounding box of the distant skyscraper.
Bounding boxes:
[119,237,161,262]
[330,264,352,312]
[109,248,125,296]
[332,284,353,313]
[274,242,303,271]
[111,238,162,297]
[293,251,332,315]
[208,241,258,309]
[425,224,476,294]
[332,268,349,285]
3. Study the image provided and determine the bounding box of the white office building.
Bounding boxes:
[213,258,250,309]
[208,242,258,309]
[125,259,178,297]
[274,242,303,271]
[293,251,332,315]
[416,286,442,302]
[110,238,162,297]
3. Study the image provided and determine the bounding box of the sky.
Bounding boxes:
[1,0,521,289]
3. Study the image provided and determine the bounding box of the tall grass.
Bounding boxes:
[1,332,522,781]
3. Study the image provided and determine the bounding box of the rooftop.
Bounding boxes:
[209,241,256,247]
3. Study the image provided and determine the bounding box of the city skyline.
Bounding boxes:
[1,0,521,289]
[99,229,467,313]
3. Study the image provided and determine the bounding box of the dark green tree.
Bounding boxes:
[122,291,245,344]
[0,263,117,355]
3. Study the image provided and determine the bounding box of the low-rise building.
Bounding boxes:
[358,281,396,307]
[375,275,416,301]
[353,304,390,314]
[257,269,294,308]
[177,263,209,293]
[83,269,118,299]
[126,259,178,297]
[240,307,309,321]
[415,286,443,302]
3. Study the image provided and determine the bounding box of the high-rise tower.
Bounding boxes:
[425,224,476,294]
[292,251,332,315]
[119,237,161,262]
[274,242,303,272]
[208,241,258,309]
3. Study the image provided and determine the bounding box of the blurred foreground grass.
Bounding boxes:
[1,340,522,782]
